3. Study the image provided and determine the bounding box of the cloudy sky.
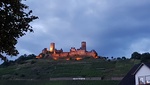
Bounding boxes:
[13,0,150,60]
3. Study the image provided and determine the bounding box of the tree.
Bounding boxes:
[117,57,121,60]
[122,56,126,60]
[141,52,150,62]
[0,0,38,62]
[15,54,36,64]
[131,52,141,59]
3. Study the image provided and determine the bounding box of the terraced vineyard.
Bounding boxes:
[0,58,140,85]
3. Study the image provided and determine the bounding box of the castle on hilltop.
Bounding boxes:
[36,41,98,60]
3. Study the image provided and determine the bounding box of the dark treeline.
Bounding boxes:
[1,54,36,67]
[99,52,150,63]
[131,52,150,62]
[99,56,127,62]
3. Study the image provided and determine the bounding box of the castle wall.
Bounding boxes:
[60,52,69,57]
[86,52,95,57]
[77,50,86,55]
[69,51,77,56]
[37,41,98,60]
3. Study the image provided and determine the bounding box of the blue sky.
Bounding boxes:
[11,0,150,60]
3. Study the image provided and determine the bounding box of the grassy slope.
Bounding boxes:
[0,58,140,80]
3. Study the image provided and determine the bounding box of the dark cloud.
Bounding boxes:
[15,0,150,59]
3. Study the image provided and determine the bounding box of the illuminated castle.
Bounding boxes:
[36,41,98,60]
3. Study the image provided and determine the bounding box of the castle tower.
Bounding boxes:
[50,43,55,53]
[81,41,86,51]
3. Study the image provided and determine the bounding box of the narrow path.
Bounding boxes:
[8,77,123,81]
[49,77,101,80]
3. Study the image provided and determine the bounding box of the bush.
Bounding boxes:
[15,54,36,64]
[31,60,36,64]
[20,74,25,77]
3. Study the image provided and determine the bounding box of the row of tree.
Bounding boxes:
[99,51,150,63]
[1,54,36,66]
[100,56,127,61]
[131,52,150,62]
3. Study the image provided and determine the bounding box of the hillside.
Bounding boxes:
[0,58,140,80]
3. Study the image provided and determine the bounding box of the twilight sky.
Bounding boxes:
[14,0,150,59]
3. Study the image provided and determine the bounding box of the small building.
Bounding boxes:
[119,63,150,85]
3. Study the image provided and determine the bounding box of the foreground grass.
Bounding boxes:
[0,80,120,85]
